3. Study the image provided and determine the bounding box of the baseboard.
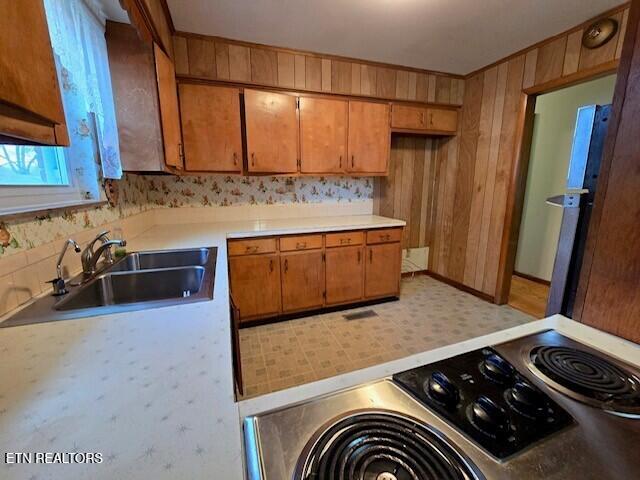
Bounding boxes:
[239,296,399,328]
[513,271,551,286]
[424,271,495,303]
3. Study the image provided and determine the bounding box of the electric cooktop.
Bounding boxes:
[244,330,640,480]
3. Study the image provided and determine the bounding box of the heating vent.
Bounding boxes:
[343,310,378,320]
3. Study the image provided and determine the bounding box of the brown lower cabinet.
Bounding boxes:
[229,254,281,320]
[281,251,325,312]
[325,245,364,304]
[365,243,402,298]
[228,227,402,323]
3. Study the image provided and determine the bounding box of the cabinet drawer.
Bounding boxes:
[280,234,323,252]
[325,231,364,247]
[366,228,402,244]
[228,238,277,256]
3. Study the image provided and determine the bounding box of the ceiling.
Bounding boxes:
[165,0,622,75]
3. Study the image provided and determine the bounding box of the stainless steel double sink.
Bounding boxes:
[1,247,217,327]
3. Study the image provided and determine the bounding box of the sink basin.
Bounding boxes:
[55,266,205,310]
[108,248,209,272]
[0,246,217,327]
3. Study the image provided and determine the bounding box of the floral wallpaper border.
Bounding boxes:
[0,174,373,257]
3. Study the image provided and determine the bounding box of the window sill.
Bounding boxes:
[0,199,108,221]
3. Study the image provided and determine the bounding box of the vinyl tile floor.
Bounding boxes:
[238,275,533,399]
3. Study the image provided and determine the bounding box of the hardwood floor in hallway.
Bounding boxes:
[508,274,550,319]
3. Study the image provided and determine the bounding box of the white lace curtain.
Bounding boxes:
[44,0,122,183]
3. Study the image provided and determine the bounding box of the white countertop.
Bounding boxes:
[0,214,638,480]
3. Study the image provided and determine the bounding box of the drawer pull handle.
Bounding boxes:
[380,234,391,241]
[340,238,352,245]
[245,245,259,253]
[296,242,307,249]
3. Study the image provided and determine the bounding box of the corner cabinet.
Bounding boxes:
[0,0,68,145]
[228,227,403,324]
[391,104,458,135]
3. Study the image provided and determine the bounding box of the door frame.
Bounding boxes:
[494,64,618,304]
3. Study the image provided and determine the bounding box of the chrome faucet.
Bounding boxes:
[49,239,82,295]
[81,231,127,276]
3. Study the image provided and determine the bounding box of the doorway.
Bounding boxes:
[507,74,616,318]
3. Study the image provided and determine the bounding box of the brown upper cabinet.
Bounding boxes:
[106,22,183,172]
[0,0,68,145]
[244,89,299,173]
[391,104,458,134]
[299,97,348,174]
[179,84,242,172]
[348,101,391,174]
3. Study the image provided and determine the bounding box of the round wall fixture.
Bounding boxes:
[582,18,619,49]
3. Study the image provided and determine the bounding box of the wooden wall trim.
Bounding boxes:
[424,271,495,303]
[174,30,464,78]
[466,2,630,78]
[172,32,465,105]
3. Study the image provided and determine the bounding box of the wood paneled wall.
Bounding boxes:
[374,136,439,250]
[172,33,465,105]
[427,3,629,299]
[575,0,640,343]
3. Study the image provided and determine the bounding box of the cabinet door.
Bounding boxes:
[281,251,325,312]
[426,108,458,133]
[154,43,183,169]
[245,89,298,173]
[300,97,347,173]
[326,246,364,305]
[365,243,401,298]
[179,84,242,172]
[0,0,67,145]
[391,105,428,130]
[229,254,281,321]
[106,22,165,172]
[348,101,390,174]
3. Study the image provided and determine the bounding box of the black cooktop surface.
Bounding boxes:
[393,347,574,459]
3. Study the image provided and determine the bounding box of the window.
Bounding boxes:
[0,0,122,216]
[0,146,68,186]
